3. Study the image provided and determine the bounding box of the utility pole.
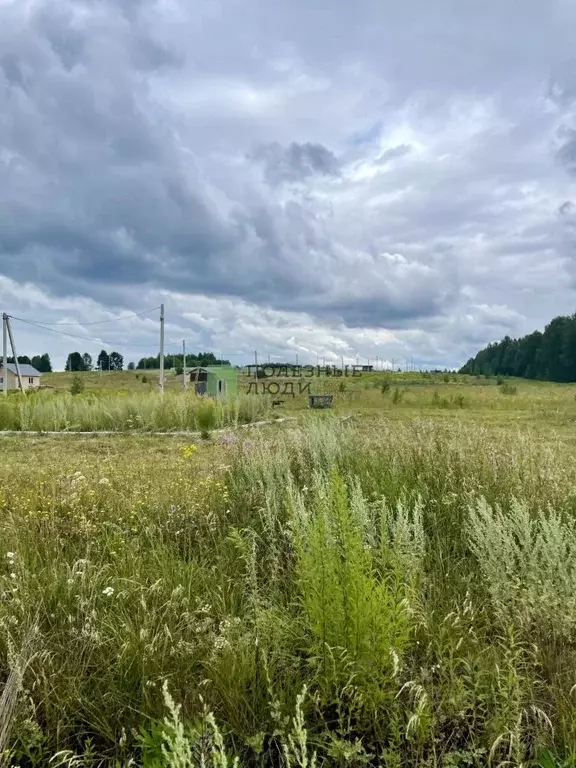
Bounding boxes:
[183,339,187,390]
[159,303,165,395]
[5,316,24,393]
[2,314,7,396]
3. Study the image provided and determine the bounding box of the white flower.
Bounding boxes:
[102,586,114,597]
[214,635,229,651]
[390,648,401,678]
[6,552,15,561]
[9,573,16,580]
[99,478,110,485]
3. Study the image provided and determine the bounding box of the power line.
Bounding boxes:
[33,307,161,327]
[9,316,160,349]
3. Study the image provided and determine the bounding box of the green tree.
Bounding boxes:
[97,350,110,371]
[82,353,93,371]
[459,314,576,382]
[537,316,570,381]
[136,352,231,369]
[31,353,53,373]
[127,362,135,371]
[560,315,576,382]
[7,356,31,365]
[65,352,84,372]
[109,351,124,371]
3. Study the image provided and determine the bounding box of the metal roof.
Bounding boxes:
[1,364,42,377]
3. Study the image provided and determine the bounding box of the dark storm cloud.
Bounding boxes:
[555,126,576,175]
[250,141,340,186]
[548,59,576,108]
[1,0,576,357]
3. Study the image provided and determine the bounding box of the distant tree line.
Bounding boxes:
[136,352,230,370]
[64,350,124,372]
[7,350,230,374]
[7,354,52,372]
[460,313,576,381]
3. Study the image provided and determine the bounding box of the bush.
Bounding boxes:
[500,382,517,395]
[338,380,346,393]
[196,399,217,439]
[381,379,391,394]
[69,375,85,396]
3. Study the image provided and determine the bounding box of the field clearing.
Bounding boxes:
[2,377,576,765]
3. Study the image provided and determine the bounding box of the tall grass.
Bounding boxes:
[0,417,575,764]
[0,391,269,432]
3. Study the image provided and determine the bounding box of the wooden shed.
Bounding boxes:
[188,366,238,397]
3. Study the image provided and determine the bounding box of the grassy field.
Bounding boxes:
[0,391,270,433]
[1,376,576,765]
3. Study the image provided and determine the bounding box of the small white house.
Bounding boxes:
[0,364,43,391]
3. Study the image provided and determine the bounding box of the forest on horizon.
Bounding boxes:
[460,313,576,381]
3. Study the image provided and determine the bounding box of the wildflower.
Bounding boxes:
[9,573,16,580]
[214,635,229,651]
[102,586,114,597]
[6,552,15,561]
[390,648,401,678]
[180,444,198,459]
[99,478,111,486]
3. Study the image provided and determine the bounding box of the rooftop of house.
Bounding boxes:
[1,363,42,377]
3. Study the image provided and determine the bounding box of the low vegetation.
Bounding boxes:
[0,380,576,764]
[0,391,269,432]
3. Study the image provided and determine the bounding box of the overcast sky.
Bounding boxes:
[2,0,576,370]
